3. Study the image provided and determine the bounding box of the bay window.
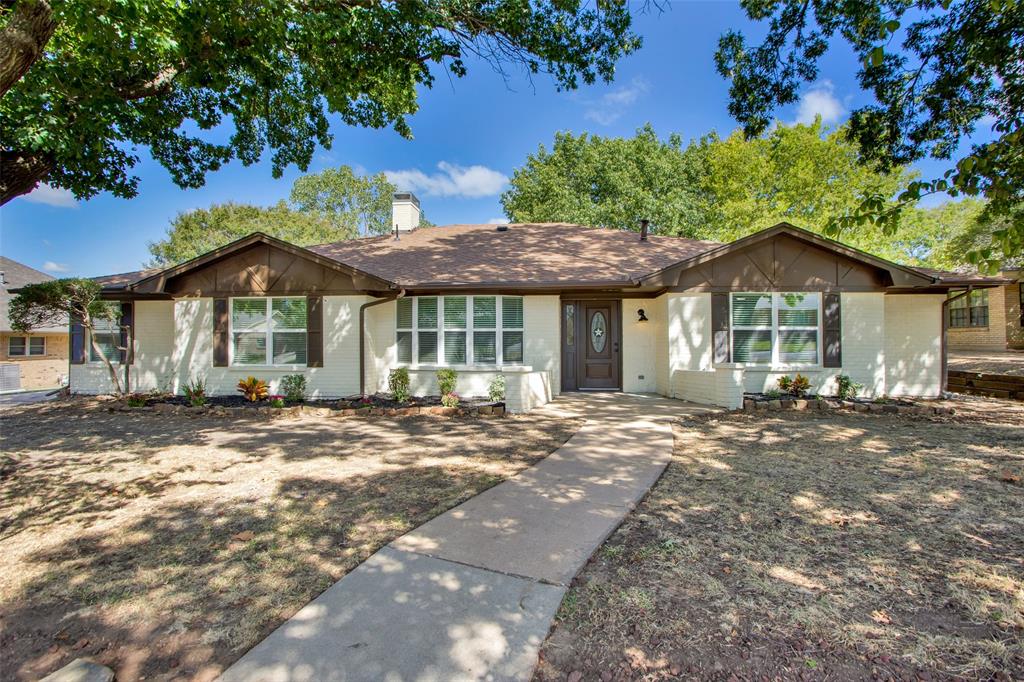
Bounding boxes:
[231,297,307,366]
[397,295,525,366]
[730,292,820,365]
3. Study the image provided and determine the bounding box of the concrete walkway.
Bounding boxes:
[220,393,718,682]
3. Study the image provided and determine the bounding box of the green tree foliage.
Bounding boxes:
[148,165,435,265]
[9,278,126,394]
[0,0,639,205]
[714,0,1023,270]
[502,122,983,267]
[501,124,709,235]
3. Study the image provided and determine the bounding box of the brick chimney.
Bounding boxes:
[392,192,421,233]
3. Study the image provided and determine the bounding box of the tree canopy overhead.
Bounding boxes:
[0,0,640,205]
[714,0,1023,270]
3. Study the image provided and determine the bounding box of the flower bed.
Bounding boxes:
[742,393,954,416]
[109,393,506,419]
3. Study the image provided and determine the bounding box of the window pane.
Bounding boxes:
[732,294,771,326]
[396,331,412,363]
[444,296,467,329]
[418,331,438,363]
[779,330,817,363]
[444,331,466,364]
[9,337,25,355]
[565,305,575,346]
[970,289,988,306]
[272,298,307,330]
[733,329,771,363]
[474,297,496,328]
[473,331,496,364]
[232,299,267,330]
[233,332,266,365]
[29,337,45,355]
[970,306,989,327]
[778,293,819,326]
[503,331,524,363]
[502,297,524,328]
[948,292,967,309]
[273,332,307,365]
[949,308,968,328]
[396,298,413,328]
[418,297,438,329]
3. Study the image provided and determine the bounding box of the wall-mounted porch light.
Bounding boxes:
[637,308,649,322]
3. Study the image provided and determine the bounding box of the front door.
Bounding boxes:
[578,300,620,390]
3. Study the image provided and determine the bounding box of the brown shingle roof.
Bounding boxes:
[308,223,721,287]
[0,256,55,290]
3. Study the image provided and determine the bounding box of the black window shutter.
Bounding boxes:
[823,292,842,368]
[213,298,229,367]
[711,292,731,364]
[70,313,86,365]
[119,302,134,365]
[306,295,323,367]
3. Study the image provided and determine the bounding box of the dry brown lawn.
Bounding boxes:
[0,400,580,681]
[536,398,1024,682]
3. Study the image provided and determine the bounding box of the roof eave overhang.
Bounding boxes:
[125,232,398,294]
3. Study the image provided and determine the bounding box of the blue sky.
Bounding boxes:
[0,2,975,278]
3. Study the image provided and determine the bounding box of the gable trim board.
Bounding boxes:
[72,222,1004,411]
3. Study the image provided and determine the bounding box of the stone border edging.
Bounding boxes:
[111,402,506,419]
[742,397,954,416]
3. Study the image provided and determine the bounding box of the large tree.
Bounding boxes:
[714,0,1023,270]
[0,0,639,205]
[501,121,959,265]
[501,124,710,234]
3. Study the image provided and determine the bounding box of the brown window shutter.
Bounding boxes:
[119,302,134,365]
[213,298,229,367]
[306,295,324,367]
[823,292,842,368]
[711,292,731,364]
[70,313,86,365]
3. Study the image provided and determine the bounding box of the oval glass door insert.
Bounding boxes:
[591,311,607,353]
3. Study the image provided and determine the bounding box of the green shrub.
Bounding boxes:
[765,389,782,399]
[269,395,286,408]
[388,368,411,403]
[437,368,457,396]
[835,374,864,400]
[440,392,460,408]
[183,376,207,407]
[777,373,811,397]
[280,374,307,402]
[488,374,506,403]
[777,375,793,393]
[125,393,147,408]
[237,376,269,402]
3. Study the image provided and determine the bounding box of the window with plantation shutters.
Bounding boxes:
[729,292,821,366]
[229,297,307,366]
[395,295,526,366]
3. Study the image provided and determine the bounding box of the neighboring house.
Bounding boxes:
[72,193,1004,411]
[0,256,69,391]
[943,269,1023,350]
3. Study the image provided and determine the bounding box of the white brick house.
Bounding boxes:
[71,194,1005,411]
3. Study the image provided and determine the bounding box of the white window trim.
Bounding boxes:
[397,295,526,368]
[28,336,45,356]
[726,292,822,368]
[228,296,308,369]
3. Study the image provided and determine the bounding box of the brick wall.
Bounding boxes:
[947,286,1008,350]
[1005,279,1023,349]
[0,332,68,390]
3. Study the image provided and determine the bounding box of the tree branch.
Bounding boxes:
[0,149,54,204]
[0,0,55,98]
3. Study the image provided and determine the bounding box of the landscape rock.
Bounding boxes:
[39,658,114,682]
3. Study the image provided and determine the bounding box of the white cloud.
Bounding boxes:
[23,184,77,208]
[584,77,650,126]
[793,81,846,126]
[384,161,508,198]
[488,217,509,224]
[42,261,70,273]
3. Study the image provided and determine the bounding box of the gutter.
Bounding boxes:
[941,287,971,394]
[359,289,405,396]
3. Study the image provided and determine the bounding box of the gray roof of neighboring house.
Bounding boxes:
[0,256,67,333]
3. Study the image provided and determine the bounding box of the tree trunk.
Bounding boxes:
[86,324,125,396]
[0,149,54,204]
[0,0,55,98]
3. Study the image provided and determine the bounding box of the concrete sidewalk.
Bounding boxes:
[220,393,717,682]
